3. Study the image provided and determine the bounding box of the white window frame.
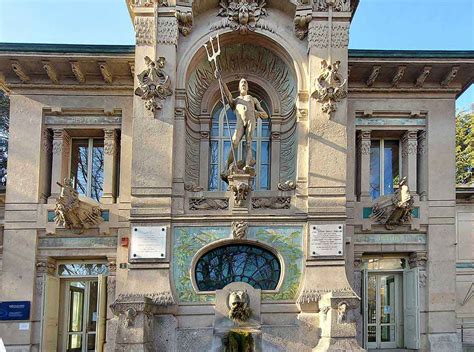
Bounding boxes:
[69,137,104,199]
[370,138,401,198]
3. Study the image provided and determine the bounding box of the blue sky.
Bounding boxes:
[0,0,472,109]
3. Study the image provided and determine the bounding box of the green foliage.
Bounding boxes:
[456,111,474,185]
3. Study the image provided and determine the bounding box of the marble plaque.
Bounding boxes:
[310,224,343,257]
[130,226,167,260]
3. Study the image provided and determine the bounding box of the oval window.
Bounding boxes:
[195,244,281,291]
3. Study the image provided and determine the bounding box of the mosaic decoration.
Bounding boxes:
[172,226,303,303]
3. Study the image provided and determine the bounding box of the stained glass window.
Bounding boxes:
[195,244,281,291]
[209,101,271,191]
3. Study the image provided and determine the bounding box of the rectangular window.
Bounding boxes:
[370,139,400,199]
[70,138,104,202]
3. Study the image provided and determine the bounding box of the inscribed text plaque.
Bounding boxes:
[130,226,167,260]
[310,224,344,256]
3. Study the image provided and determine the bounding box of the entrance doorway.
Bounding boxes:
[362,257,420,350]
[64,280,99,352]
[366,273,402,349]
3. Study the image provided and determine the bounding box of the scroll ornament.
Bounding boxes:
[134,56,173,112]
[54,178,103,231]
[311,60,347,116]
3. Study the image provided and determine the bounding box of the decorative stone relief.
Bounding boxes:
[441,66,460,87]
[52,129,70,155]
[54,178,103,231]
[358,130,371,155]
[280,129,297,183]
[366,65,381,87]
[185,132,200,186]
[252,196,291,209]
[228,290,252,323]
[176,9,193,36]
[277,180,296,191]
[415,66,432,88]
[417,130,426,155]
[184,182,203,192]
[331,23,350,48]
[370,177,415,230]
[391,65,406,87]
[230,176,251,206]
[409,251,428,269]
[42,61,59,84]
[134,16,155,46]
[36,257,56,275]
[157,17,178,45]
[134,56,173,112]
[70,61,85,83]
[189,198,229,210]
[311,60,347,115]
[104,129,117,155]
[308,22,328,49]
[11,61,30,83]
[98,62,113,84]
[231,220,248,239]
[401,131,418,158]
[294,12,312,40]
[215,0,268,34]
[314,0,351,12]
[42,129,52,154]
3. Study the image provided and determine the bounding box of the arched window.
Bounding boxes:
[209,101,271,191]
[195,244,281,291]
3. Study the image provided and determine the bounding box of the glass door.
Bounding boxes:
[367,273,401,349]
[65,280,99,352]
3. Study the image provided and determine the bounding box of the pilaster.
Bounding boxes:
[401,130,418,195]
[358,130,371,201]
[307,4,350,217]
[49,128,70,202]
[101,129,118,204]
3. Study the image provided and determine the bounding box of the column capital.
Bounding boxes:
[409,251,428,269]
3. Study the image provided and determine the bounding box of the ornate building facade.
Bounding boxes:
[0,0,473,351]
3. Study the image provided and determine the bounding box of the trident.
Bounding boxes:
[203,34,238,172]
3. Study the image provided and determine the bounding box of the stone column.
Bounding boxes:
[49,128,70,202]
[101,129,118,204]
[401,130,418,195]
[358,130,371,201]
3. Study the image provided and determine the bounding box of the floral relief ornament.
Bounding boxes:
[134,56,173,112]
[217,0,268,34]
[311,60,347,116]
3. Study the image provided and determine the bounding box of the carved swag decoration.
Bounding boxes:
[371,177,415,230]
[217,0,268,34]
[311,60,347,116]
[54,178,103,231]
[134,56,173,112]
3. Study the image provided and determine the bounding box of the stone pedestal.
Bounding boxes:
[313,292,365,352]
[228,173,253,212]
[109,293,176,351]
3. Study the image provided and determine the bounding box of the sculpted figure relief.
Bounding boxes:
[221,78,269,181]
[371,177,415,230]
[54,178,103,231]
[228,290,252,323]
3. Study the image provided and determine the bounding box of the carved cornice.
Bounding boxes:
[98,62,113,84]
[42,61,59,84]
[415,66,432,88]
[441,66,460,87]
[366,65,381,87]
[391,65,406,87]
[70,61,85,84]
[11,60,30,83]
